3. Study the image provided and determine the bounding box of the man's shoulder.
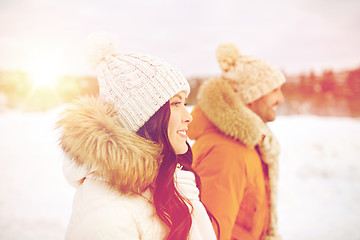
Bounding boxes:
[198,131,250,149]
[194,132,258,160]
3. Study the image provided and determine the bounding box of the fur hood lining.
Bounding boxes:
[56,97,161,195]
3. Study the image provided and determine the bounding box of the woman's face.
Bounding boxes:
[168,91,192,155]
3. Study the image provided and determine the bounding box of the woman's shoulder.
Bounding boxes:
[77,178,154,211]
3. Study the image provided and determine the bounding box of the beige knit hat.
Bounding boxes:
[216,43,286,104]
[86,33,190,132]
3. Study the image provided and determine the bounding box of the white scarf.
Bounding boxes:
[174,166,217,240]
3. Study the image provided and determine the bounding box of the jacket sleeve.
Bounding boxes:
[65,199,141,240]
[90,213,140,240]
[62,155,90,188]
[195,143,247,240]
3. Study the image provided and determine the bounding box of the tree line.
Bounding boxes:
[0,67,359,117]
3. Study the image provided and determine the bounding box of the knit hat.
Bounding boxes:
[86,33,190,132]
[216,43,286,104]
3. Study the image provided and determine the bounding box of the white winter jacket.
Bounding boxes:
[62,158,166,239]
[57,97,216,240]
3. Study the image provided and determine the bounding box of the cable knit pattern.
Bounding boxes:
[86,33,190,132]
[216,43,285,104]
[96,53,190,132]
[174,167,217,240]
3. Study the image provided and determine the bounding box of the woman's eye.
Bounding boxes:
[171,101,182,107]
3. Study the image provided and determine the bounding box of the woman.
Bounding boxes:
[57,34,218,239]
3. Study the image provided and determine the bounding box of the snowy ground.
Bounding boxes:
[0,106,359,240]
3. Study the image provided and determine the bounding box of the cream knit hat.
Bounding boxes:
[86,33,190,132]
[216,43,286,104]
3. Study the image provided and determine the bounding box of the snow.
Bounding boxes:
[269,116,360,240]
[0,107,359,240]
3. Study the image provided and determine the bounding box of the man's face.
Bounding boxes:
[247,86,284,123]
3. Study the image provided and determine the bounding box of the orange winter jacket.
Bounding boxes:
[188,106,271,240]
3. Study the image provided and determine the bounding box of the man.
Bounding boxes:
[188,43,285,240]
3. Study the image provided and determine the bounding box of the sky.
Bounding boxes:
[0,107,359,239]
[0,0,359,78]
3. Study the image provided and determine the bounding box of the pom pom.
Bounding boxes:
[216,43,241,71]
[85,32,118,70]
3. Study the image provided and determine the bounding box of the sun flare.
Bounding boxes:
[29,58,60,88]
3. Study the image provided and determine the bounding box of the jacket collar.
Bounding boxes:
[195,77,268,148]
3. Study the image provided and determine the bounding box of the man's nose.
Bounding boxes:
[278,89,285,103]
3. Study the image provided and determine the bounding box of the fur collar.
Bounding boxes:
[56,96,161,195]
[197,77,267,148]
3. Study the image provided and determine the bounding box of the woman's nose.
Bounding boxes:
[183,107,193,123]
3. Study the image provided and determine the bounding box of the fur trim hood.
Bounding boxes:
[196,77,267,147]
[56,96,161,195]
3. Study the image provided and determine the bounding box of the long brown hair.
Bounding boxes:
[137,102,219,239]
